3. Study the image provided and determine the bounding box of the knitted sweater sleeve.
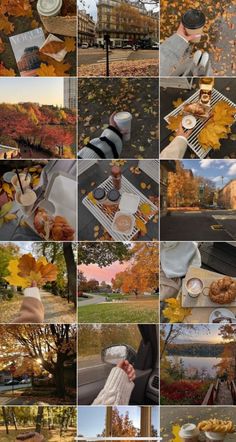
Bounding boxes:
[12,287,44,324]
[92,367,135,405]
[79,126,123,159]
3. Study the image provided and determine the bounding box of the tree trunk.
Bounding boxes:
[35,406,44,433]
[55,357,66,398]
[2,407,9,434]
[63,242,76,307]
[160,324,173,360]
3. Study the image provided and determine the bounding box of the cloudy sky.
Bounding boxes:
[78,0,159,21]
[182,160,236,189]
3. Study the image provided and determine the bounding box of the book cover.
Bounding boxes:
[9,28,45,77]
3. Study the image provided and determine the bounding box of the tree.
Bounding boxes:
[35,406,44,433]
[78,243,131,267]
[218,325,236,380]
[0,324,76,398]
[0,243,20,283]
[98,407,138,437]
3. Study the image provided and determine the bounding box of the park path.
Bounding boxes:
[78,293,107,307]
[41,290,76,323]
[215,382,234,405]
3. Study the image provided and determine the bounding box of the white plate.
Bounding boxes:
[209,308,236,324]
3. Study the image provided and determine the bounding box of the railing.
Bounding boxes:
[202,380,220,405]
[230,380,236,404]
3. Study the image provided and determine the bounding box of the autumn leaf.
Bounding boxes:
[18,254,37,277]
[5,0,32,17]
[0,62,16,77]
[4,213,17,222]
[2,183,13,199]
[0,37,5,53]
[140,182,147,189]
[5,259,28,288]
[87,191,97,205]
[172,98,183,108]
[0,201,13,217]
[0,14,14,34]
[40,40,65,55]
[163,298,192,323]
[64,37,76,52]
[31,19,39,29]
[36,63,57,77]
[135,218,147,235]
[6,254,58,288]
[139,202,152,216]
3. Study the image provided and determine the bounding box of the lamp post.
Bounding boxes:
[104,33,111,77]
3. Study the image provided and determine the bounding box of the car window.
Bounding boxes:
[78,324,141,386]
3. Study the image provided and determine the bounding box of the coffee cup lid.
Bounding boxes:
[37,0,62,15]
[179,423,199,437]
[182,9,206,29]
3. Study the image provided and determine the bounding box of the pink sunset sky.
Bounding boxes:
[79,261,130,283]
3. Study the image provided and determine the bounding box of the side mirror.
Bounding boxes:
[101,344,137,366]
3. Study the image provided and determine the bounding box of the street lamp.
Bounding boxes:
[104,33,111,77]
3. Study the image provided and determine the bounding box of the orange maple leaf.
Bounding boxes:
[36,63,57,77]
[4,0,32,17]
[0,62,16,76]
[0,14,14,34]
[64,37,76,52]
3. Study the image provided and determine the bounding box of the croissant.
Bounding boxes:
[209,276,236,304]
[34,210,75,241]
[51,216,75,241]
[198,418,235,433]
[183,102,207,117]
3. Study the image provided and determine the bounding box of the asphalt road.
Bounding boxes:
[78,355,111,385]
[78,294,107,307]
[160,210,236,241]
[0,382,31,393]
[78,48,158,65]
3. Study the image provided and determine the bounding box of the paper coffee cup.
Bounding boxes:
[182,9,206,43]
[37,0,62,17]
[15,189,37,215]
[11,173,31,191]
[179,423,199,442]
[205,431,226,441]
[114,111,132,141]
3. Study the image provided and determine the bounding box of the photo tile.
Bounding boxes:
[78,77,159,160]
[160,159,236,241]
[160,323,236,407]
[0,77,77,160]
[0,241,77,324]
[160,77,236,160]
[160,0,236,77]
[78,241,159,324]
[159,241,236,324]
[0,159,77,242]
[78,0,159,77]
[78,159,159,241]
[78,323,159,406]
[0,1,77,77]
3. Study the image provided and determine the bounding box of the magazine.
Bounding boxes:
[9,28,45,77]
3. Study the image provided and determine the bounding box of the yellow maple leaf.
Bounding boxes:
[36,63,57,77]
[4,213,17,222]
[139,202,152,215]
[0,14,14,34]
[83,136,90,145]
[135,218,147,235]
[163,297,192,323]
[87,191,97,205]
[64,37,76,52]
[2,182,13,199]
[5,259,28,288]
[172,98,183,108]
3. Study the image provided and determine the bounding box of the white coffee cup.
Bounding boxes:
[205,431,226,441]
[11,173,31,192]
[114,111,132,141]
[179,423,200,442]
[15,189,37,215]
[37,0,62,17]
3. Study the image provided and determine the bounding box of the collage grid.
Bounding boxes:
[0,0,235,441]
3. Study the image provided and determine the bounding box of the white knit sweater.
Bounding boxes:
[92,367,135,405]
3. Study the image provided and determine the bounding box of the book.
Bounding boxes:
[9,28,45,77]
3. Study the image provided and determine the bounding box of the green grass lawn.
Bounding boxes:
[78,299,159,323]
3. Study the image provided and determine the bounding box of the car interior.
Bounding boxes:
[78,324,159,405]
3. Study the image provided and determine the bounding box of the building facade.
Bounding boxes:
[96,0,158,47]
[78,10,96,46]
[218,179,236,209]
[64,78,77,110]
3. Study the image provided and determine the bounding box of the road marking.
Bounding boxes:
[213,215,236,220]
[78,363,106,371]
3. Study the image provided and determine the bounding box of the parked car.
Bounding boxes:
[81,42,89,49]
[152,42,159,49]
[5,380,20,386]
[78,325,159,405]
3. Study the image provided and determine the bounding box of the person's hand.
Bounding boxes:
[176,22,201,42]
[117,360,136,382]
[31,280,37,288]
[175,122,193,139]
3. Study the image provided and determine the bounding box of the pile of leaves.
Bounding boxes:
[78,78,158,159]
[78,59,158,78]
[0,1,76,76]
[198,100,236,149]
[160,379,211,405]
[162,298,192,323]
[160,0,236,76]
[5,253,58,288]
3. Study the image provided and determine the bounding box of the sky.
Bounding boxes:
[78,406,159,436]
[162,324,227,345]
[0,78,64,106]
[1,242,33,254]
[78,0,159,21]
[79,260,130,283]
[182,160,236,189]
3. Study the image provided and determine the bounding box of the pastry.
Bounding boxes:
[34,209,74,241]
[198,418,235,433]
[209,276,236,304]
[183,102,208,117]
